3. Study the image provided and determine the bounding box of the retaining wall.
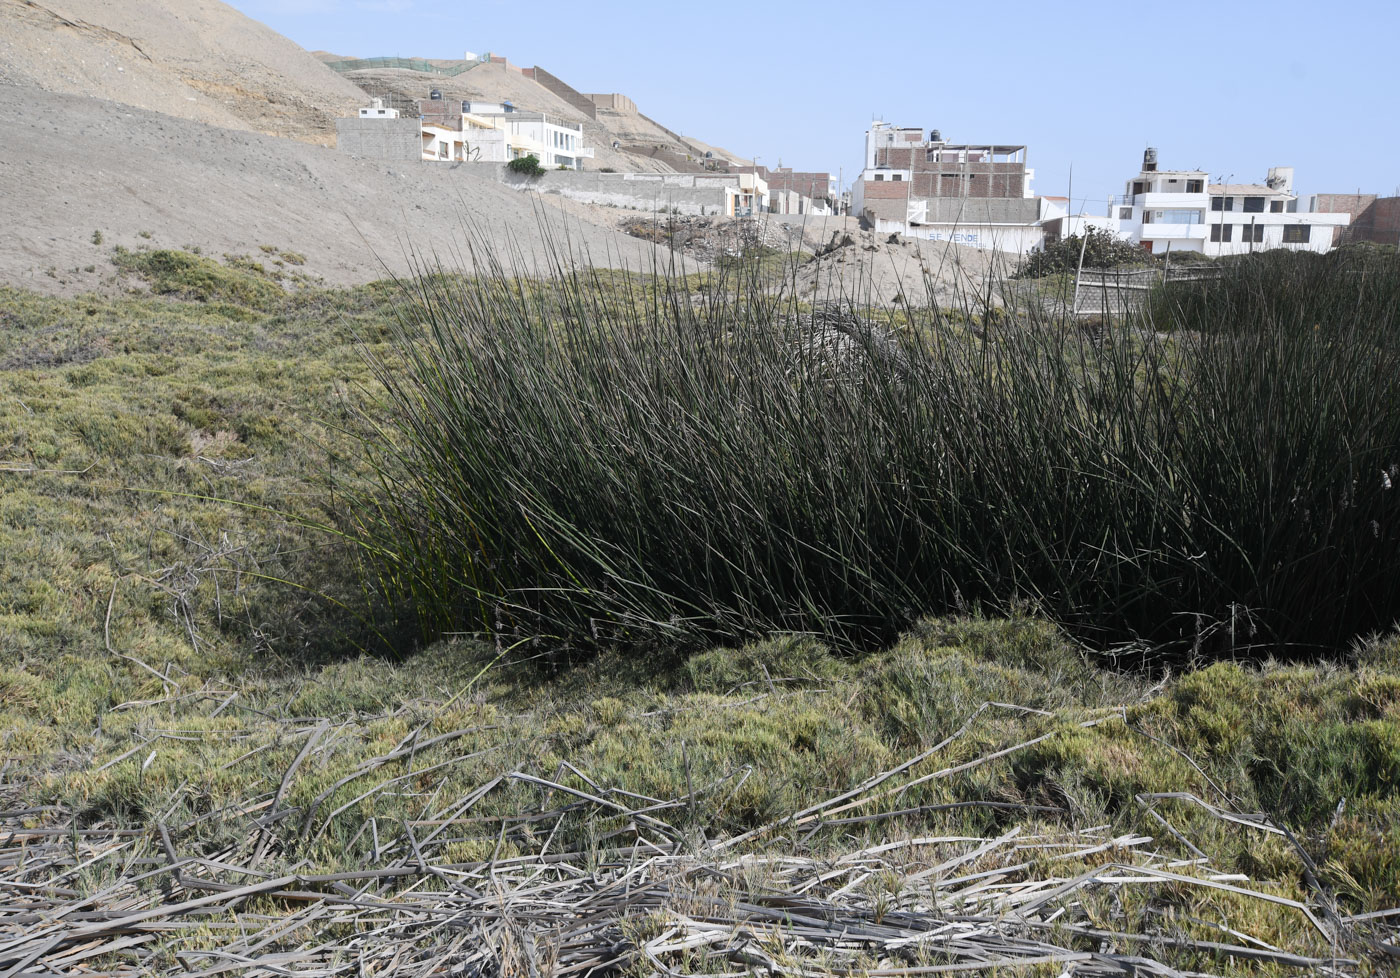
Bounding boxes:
[335,118,421,161]
[586,93,637,113]
[470,164,735,216]
[523,67,597,120]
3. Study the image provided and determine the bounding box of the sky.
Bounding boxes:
[228,0,1400,215]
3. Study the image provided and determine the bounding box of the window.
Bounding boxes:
[1186,179,1204,193]
[892,174,903,181]
[874,174,884,181]
[1282,225,1312,243]
[1270,200,1284,213]
[1160,209,1202,224]
[1242,223,1264,243]
[1119,207,1133,219]
[1210,223,1233,242]
[1243,196,1265,213]
[1211,196,1234,212]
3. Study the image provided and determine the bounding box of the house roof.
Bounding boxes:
[1209,183,1283,196]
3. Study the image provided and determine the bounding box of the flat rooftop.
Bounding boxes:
[930,144,1027,152]
[1210,183,1286,195]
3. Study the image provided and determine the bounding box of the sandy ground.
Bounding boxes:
[0,0,365,144]
[791,225,1013,308]
[0,84,683,295]
[0,80,1003,307]
[0,0,995,306]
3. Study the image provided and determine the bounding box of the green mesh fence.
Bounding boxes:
[324,58,482,77]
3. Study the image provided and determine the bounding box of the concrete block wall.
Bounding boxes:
[586,93,637,113]
[468,163,733,216]
[618,144,710,174]
[336,118,421,161]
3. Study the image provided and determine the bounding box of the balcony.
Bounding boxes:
[1141,193,1210,210]
[1140,223,1209,241]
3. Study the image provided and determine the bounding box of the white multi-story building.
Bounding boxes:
[1108,149,1349,255]
[416,96,594,169]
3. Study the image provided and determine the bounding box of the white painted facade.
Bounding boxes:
[421,124,463,161]
[1108,152,1349,255]
[869,198,1060,254]
[460,102,593,169]
[359,98,400,119]
[418,101,594,169]
[892,224,1045,253]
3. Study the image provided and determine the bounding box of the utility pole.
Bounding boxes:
[1214,173,1233,257]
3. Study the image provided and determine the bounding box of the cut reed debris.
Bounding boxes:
[3,699,1393,976]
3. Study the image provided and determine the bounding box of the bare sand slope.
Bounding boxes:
[793,226,1014,308]
[0,0,366,144]
[333,62,674,174]
[0,84,676,295]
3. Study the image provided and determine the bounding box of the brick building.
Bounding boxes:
[730,165,837,213]
[849,122,1046,253]
[1305,194,1400,246]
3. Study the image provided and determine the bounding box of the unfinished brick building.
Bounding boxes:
[731,165,836,210]
[851,123,1047,253]
[1307,193,1400,246]
[869,133,1027,200]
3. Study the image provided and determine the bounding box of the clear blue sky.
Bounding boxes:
[229,0,1399,214]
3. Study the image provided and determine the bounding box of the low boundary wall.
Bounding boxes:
[470,164,736,216]
[336,118,420,160]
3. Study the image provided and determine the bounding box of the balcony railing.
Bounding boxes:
[1139,223,1209,240]
[1113,190,1208,206]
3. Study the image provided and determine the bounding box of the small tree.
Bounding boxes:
[507,154,546,177]
[1015,225,1150,278]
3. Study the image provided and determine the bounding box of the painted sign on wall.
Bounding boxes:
[926,230,981,245]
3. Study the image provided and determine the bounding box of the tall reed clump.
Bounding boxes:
[346,240,1400,661]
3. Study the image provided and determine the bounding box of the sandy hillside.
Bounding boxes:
[0,83,680,295]
[328,58,743,173]
[333,62,663,172]
[793,227,1013,308]
[0,0,366,144]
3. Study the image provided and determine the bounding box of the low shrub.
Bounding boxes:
[112,248,283,309]
[506,154,546,177]
[1015,224,1152,278]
